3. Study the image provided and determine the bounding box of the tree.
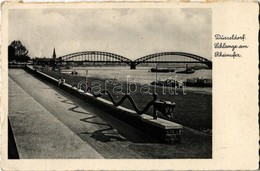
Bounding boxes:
[8,40,30,62]
[8,45,15,62]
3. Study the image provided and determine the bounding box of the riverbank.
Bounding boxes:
[8,68,212,158]
[40,69,212,133]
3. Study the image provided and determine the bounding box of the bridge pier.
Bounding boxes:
[207,62,212,69]
[130,62,136,69]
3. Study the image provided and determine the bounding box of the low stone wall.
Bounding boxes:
[24,66,183,143]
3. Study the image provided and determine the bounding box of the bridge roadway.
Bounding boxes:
[8,69,211,159]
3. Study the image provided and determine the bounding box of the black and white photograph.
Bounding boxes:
[2,2,259,171]
[7,7,213,159]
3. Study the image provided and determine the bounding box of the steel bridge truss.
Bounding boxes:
[59,51,131,64]
[58,51,212,69]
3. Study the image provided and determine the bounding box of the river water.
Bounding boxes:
[69,66,212,93]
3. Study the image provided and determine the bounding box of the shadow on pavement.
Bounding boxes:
[8,118,20,159]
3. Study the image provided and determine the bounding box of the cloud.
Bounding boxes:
[9,8,211,60]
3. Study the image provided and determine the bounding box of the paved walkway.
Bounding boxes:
[8,69,212,159]
[9,77,103,159]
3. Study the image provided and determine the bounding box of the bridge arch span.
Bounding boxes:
[59,51,132,64]
[132,52,212,69]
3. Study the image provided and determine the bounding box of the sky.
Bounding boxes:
[9,8,212,60]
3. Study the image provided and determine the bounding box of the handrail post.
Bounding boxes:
[153,100,176,119]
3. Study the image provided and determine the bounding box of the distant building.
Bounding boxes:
[52,47,56,59]
[52,47,57,70]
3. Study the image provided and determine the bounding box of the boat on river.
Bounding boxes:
[176,68,195,74]
[184,78,212,87]
[151,78,184,88]
[150,68,175,73]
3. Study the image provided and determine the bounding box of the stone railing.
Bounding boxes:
[24,65,183,143]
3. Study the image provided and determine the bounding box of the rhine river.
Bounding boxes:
[70,66,212,93]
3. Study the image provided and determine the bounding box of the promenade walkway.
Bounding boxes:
[8,69,211,159]
[9,75,103,159]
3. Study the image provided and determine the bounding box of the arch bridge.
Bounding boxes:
[131,52,212,69]
[57,51,212,69]
[59,51,132,65]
